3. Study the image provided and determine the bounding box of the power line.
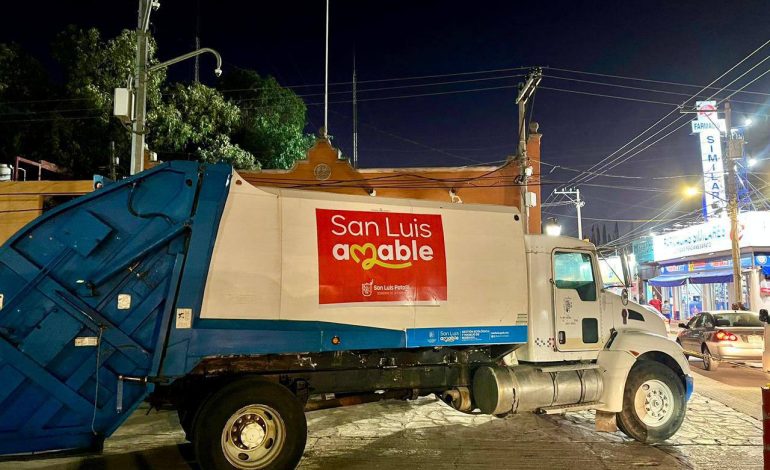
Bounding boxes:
[0,115,104,124]
[219,66,531,93]
[717,61,770,104]
[542,74,765,106]
[547,39,770,201]
[233,74,526,102]
[538,86,681,106]
[545,66,770,98]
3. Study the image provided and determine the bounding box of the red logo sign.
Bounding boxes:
[316,209,447,305]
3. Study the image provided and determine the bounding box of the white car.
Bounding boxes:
[641,304,671,334]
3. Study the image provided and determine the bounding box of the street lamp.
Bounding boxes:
[683,186,700,198]
[544,217,562,236]
[126,47,223,175]
[744,118,753,127]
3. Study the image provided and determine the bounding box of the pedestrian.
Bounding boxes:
[649,294,662,313]
[661,299,672,320]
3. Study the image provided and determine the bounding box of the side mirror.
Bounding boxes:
[760,309,769,324]
[678,322,688,329]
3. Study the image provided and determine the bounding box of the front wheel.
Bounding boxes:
[193,379,307,470]
[616,361,686,443]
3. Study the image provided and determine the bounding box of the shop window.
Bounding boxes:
[554,251,597,301]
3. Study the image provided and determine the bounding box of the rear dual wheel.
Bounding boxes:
[193,379,307,470]
[616,361,686,443]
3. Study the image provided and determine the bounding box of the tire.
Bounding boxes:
[702,345,720,371]
[616,361,686,443]
[178,408,193,440]
[193,378,307,470]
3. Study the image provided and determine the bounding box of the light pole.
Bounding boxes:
[128,0,223,175]
[554,187,585,239]
[130,0,156,176]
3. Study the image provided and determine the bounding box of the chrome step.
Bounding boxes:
[537,401,605,415]
[536,363,601,373]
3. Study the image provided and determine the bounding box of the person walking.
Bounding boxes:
[649,294,662,313]
[661,299,672,320]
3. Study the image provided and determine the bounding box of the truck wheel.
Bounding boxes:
[616,361,685,443]
[193,379,307,470]
[178,408,193,440]
[702,345,720,371]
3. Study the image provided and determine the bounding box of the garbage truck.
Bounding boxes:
[0,158,692,469]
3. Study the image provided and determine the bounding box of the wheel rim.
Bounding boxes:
[633,379,674,428]
[221,404,286,469]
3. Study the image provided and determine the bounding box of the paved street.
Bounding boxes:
[1,387,763,470]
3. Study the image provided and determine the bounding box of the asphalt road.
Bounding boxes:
[687,356,767,420]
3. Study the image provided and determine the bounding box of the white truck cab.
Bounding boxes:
[471,234,692,444]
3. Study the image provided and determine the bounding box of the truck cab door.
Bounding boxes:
[552,250,602,351]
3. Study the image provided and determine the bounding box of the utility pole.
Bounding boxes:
[130,0,155,175]
[725,101,744,307]
[322,0,330,139]
[194,0,200,83]
[514,68,542,233]
[554,187,585,239]
[352,54,358,168]
[109,141,117,181]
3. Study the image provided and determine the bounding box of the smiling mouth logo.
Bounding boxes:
[350,243,412,270]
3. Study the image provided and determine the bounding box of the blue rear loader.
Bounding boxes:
[0,161,230,454]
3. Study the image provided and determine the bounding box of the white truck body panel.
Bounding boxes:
[201,172,529,333]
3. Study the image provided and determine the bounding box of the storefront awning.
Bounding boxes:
[648,269,734,286]
[648,273,688,287]
[688,269,733,284]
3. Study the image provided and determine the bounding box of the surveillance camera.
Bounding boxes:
[151,1,161,11]
[214,68,222,77]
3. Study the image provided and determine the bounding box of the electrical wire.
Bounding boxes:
[545,66,770,98]
[545,37,770,201]
[542,74,765,106]
[232,74,526,102]
[217,66,531,93]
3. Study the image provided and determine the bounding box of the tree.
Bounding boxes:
[149,82,257,169]
[0,44,55,166]
[0,27,313,177]
[217,69,313,169]
[49,26,166,178]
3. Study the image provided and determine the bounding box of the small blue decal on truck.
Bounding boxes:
[406,325,527,347]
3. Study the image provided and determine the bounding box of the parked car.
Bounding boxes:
[641,304,671,334]
[676,310,765,371]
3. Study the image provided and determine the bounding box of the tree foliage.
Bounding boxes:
[218,69,314,169]
[149,82,257,169]
[0,26,312,177]
[0,44,55,165]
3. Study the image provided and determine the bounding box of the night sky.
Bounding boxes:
[2,1,770,237]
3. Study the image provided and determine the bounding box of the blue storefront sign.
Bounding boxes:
[632,237,654,264]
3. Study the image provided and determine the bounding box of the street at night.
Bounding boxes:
[2,385,764,469]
